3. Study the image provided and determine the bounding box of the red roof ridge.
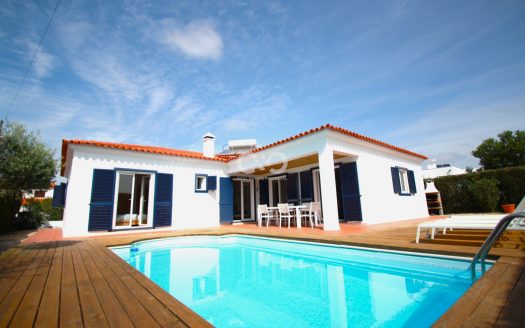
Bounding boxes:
[246,123,427,160]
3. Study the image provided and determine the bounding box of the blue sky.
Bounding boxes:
[1,0,524,170]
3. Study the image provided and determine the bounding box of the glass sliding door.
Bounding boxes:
[115,173,133,227]
[312,170,322,203]
[114,171,153,229]
[233,180,242,221]
[133,174,150,225]
[242,181,252,220]
[269,177,287,206]
[233,179,254,221]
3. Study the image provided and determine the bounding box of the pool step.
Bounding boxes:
[434,234,487,241]
[419,238,483,247]
[420,235,525,249]
[443,229,491,236]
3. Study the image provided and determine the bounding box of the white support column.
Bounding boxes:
[318,144,340,231]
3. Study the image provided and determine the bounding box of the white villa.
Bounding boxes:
[55,124,429,237]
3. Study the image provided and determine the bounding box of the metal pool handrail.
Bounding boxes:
[470,212,525,282]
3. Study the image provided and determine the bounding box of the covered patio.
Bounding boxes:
[222,125,428,230]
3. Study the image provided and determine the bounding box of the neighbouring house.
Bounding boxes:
[56,124,429,237]
[20,185,55,211]
[422,162,466,180]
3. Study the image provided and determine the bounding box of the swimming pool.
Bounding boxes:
[112,235,489,327]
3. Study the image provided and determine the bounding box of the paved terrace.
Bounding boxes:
[0,217,524,327]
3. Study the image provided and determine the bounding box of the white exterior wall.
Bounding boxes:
[328,134,428,224]
[62,145,227,237]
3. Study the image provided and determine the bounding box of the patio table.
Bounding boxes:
[267,205,307,228]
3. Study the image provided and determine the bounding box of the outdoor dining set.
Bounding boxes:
[257,202,323,228]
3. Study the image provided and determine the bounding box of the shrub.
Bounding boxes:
[469,178,499,212]
[14,211,44,230]
[15,198,63,230]
[434,166,525,213]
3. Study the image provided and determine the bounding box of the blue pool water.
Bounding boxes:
[112,235,487,328]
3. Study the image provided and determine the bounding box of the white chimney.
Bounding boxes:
[203,132,215,158]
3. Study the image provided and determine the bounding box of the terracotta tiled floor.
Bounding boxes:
[21,228,63,244]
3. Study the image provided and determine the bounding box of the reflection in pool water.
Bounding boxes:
[113,236,482,328]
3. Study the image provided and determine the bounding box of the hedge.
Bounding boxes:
[433,166,525,214]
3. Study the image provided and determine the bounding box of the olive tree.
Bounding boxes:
[0,120,57,231]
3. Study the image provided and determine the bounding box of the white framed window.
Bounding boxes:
[195,174,207,192]
[398,168,410,194]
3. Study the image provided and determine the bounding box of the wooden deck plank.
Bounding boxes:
[0,245,40,303]
[79,242,135,328]
[82,242,159,328]
[85,242,186,327]
[59,240,83,327]
[0,247,20,267]
[494,260,525,327]
[464,262,523,327]
[89,241,210,328]
[34,242,65,328]
[71,243,109,328]
[9,242,57,327]
[0,244,50,327]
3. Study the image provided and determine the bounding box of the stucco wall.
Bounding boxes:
[62,145,227,237]
[328,133,428,224]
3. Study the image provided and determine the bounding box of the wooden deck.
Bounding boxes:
[0,239,211,328]
[1,220,524,327]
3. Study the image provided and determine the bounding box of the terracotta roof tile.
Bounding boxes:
[60,124,426,176]
[60,139,227,176]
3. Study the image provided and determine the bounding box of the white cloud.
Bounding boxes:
[218,93,290,133]
[71,51,143,102]
[33,50,56,78]
[161,20,223,60]
[170,96,204,125]
[145,86,174,116]
[58,20,93,51]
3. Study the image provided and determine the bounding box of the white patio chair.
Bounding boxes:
[257,204,276,227]
[277,203,296,228]
[310,202,323,226]
[298,202,315,228]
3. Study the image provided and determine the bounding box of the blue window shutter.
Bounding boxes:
[391,167,401,194]
[340,162,362,221]
[207,176,217,191]
[154,173,173,227]
[219,177,233,223]
[286,173,299,205]
[88,169,116,231]
[259,179,269,205]
[407,170,417,194]
[52,183,67,207]
[300,171,313,202]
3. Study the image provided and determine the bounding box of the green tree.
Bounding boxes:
[472,130,525,169]
[0,120,57,232]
